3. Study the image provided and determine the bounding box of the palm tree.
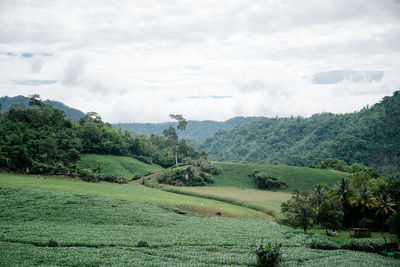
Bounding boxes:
[375,193,396,234]
[354,186,377,228]
[333,178,354,228]
[312,184,325,209]
[334,178,353,206]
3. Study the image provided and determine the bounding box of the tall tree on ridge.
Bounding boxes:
[164,114,187,166]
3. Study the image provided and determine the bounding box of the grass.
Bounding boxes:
[168,186,291,219]
[77,154,163,179]
[212,162,347,191]
[0,172,267,219]
[1,186,399,266]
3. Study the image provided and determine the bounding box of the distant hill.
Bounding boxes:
[200,91,400,175]
[113,117,261,142]
[0,95,85,120]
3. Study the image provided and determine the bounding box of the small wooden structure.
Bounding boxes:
[349,228,371,238]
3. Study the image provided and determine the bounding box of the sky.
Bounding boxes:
[0,0,399,123]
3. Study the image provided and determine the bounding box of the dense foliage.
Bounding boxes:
[156,166,214,186]
[0,96,203,175]
[281,169,400,237]
[201,91,400,175]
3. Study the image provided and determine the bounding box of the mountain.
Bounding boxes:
[0,95,85,120]
[200,91,400,175]
[113,117,261,142]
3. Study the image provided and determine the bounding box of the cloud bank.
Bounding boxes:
[0,0,399,122]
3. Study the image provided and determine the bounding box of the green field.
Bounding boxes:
[212,162,346,191]
[0,173,267,219]
[77,154,163,179]
[173,186,291,218]
[142,162,346,219]
[1,185,399,266]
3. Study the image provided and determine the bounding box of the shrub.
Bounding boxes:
[191,158,221,174]
[340,238,398,253]
[157,167,213,186]
[251,240,283,267]
[308,237,340,250]
[251,172,287,190]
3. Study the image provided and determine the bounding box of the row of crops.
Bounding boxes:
[1,187,399,266]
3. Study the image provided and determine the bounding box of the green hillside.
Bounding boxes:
[211,162,346,191]
[1,183,398,266]
[201,91,400,175]
[77,154,163,179]
[113,116,261,142]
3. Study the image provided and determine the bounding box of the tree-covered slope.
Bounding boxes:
[113,117,261,142]
[0,95,85,120]
[201,91,400,174]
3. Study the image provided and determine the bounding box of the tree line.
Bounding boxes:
[0,95,203,175]
[281,163,399,236]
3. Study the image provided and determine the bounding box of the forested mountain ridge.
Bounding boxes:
[200,91,400,175]
[113,117,261,142]
[0,95,86,120]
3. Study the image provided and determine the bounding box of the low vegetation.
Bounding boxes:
[1,186,399,266]
[77,154,163,180]
[0,173,267,219]
[211,162,346,191]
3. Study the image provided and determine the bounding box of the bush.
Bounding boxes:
[340,238,398,253]
[251,240,283,267]
[157,167,213,186]
[191,158,221,174]
[251,172,287,190]
[308,237,340,250]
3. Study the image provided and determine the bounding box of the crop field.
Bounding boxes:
[212,162,346,191]
[77,154,163,179]
[0,173,267,219]
[171,186,291,218]
[1,186,399,266]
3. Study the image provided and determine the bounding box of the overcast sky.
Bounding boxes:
[1,0,399,123]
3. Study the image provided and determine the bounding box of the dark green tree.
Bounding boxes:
[281,190,315,232]
[317,199,344,235]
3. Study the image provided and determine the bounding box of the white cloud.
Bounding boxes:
[0,0,399,123]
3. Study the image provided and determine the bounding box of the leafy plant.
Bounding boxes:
[251,240,283,267]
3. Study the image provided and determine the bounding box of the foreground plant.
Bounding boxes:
[251,240,283,267]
